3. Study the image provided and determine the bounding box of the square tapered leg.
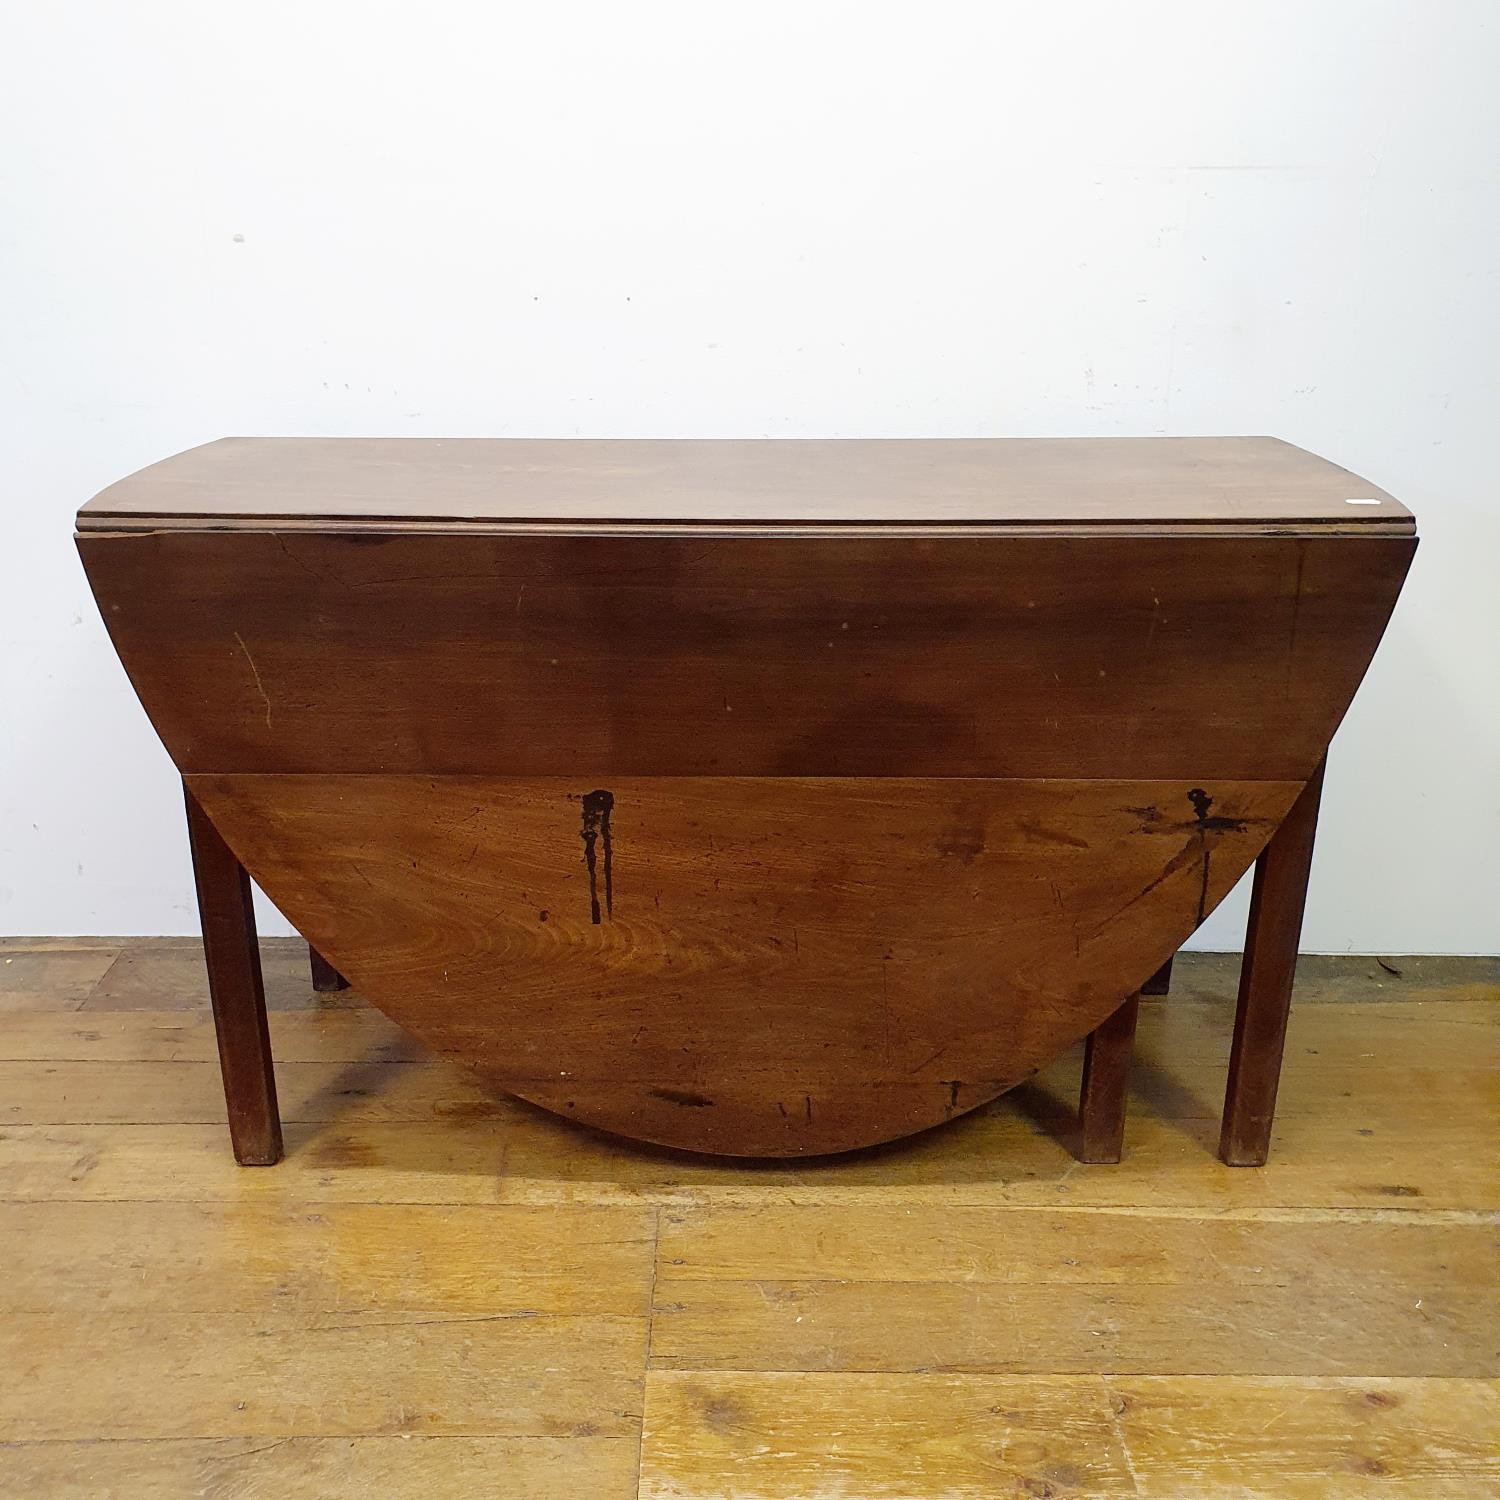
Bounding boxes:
[1219,757,1325,1166]
[1141,955,1174,996]
[184,783,282,1165]
[309,945,349,992]
[1078,992,1141,1163]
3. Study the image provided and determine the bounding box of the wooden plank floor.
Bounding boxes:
[1,939,1496,1498]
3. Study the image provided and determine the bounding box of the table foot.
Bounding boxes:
[309,946,349,992]
[184,783,283,1166]
[1141,955,1175,996]
[1078,992,1141,1163]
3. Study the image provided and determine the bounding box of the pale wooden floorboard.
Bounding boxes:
[0,947,121,1012]
[0,1201,656,1317]
[82,937,363,1012]
[650,1272,1495,1377]
[639,1372,1500,1499]
[647,1202,1497,1377]
[0,1309,646,1442]
[0,1436,640,1500]
[0,940,1493,1497]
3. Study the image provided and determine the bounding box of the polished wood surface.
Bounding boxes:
[1,943,1495,1497]
[74,437,1416,1159]
[188,774,1298,1154]
[78,436,1415,530]
[78,529,1413,780]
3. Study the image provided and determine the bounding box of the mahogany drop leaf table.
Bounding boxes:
[76,438,1416,1166]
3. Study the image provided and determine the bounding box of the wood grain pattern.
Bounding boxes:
[75,439,1417,1166]
[653,1202,1500,1288]
[0,948,1494,1497]
[0,1311,644,1442]
[639,1372,1500,1499]
[1102,1377,1500,1498]
[0,947,120,1012]
[7,974,1493,1069]
[81,937,364,1012]
[4,993,1492,1212]
[641,1371,1140,1497]
[11,1106,1492,1211]
[648,1256,1495,1377]
[78,528,1414,780]
[5,1051,1493,1137]
[0,1202,655,1317]
[185,774,1298,1154]
[0,1436,639,1500]
[77,435,1415,530]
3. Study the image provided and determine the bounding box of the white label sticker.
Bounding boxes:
[1344,497,1381,505]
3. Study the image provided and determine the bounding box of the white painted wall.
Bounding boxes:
[2,2,1496,951]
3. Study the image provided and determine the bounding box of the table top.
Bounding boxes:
[77,435,1414,536]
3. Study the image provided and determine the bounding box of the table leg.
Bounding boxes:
[1141,955,1174,996]
[183,783,283,1166]
[1078,992,1141,1163]
[1219,756,1326,1166]
[309,945,349,992]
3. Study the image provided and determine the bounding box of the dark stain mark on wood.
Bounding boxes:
[1018,1476,1059,1498]
[701,1394,746,1433]
[1190,789,1214,927]
[804,1093,813,1123]
[1188,790,1247,832]
[580,789,615,924]
[648,1088,715,1107]
[1130,789,1251,837]
[1185,788,1240,926]
[311,1134,377,1169]
[1126,789,1260,929]
[944,1080,962,1114]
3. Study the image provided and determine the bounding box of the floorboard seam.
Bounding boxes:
[634,1205,662,1500]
